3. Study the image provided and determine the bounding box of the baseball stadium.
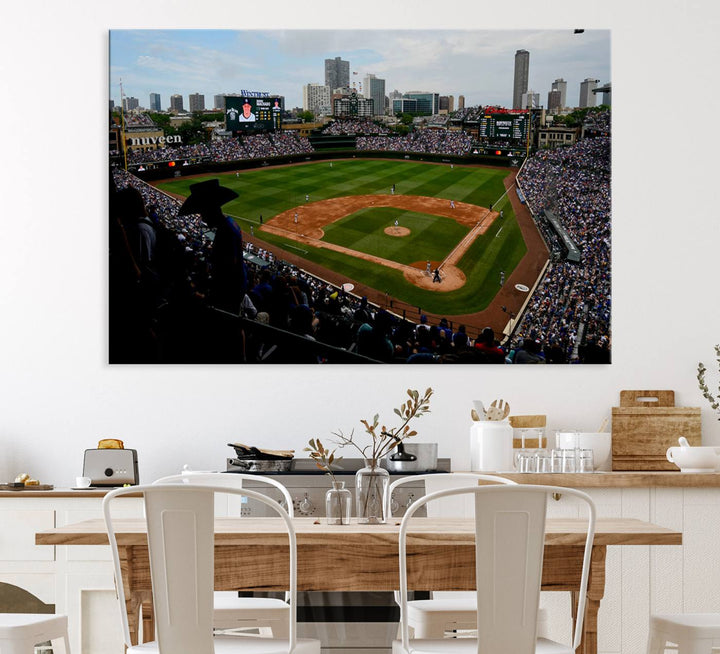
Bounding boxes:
[110,106,610,364]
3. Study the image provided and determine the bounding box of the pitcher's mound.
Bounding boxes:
[384,226,411,237]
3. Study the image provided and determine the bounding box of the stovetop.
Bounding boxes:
[225,457,451,475]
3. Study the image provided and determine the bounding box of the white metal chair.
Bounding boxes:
[153,472,292,638]
[386,473,518,638]
[103,483,320,654]
[393,484,596,654]
[647,613,720,653]
[0,613,70,654]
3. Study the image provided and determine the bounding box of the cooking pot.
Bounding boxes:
[384,442,438,472]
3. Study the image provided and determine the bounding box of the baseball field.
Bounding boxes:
[155,159,528,316]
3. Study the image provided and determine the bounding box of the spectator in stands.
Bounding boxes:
[473,327,506,364]
[178,179,246,314]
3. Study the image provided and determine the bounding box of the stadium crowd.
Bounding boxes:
[126,133,313,165]
[356,129,474,156]
[111,167,537,363]
[512,110,611,363]
[110,108,611,364]
[321,119,388,135]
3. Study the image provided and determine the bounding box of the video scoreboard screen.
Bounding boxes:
[478,113,529,141]
[225,96,283,133]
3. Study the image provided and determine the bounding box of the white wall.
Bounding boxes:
[0,1,718,487]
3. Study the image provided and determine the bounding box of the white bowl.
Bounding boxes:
[666,446,720,472]
[555,432,612,471]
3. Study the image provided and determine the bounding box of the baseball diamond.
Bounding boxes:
[155,159,547,336]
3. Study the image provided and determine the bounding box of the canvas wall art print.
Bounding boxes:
[109,29,610,364]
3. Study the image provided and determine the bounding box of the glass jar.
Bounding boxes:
[355,464,390,524]
[325,480,352,525]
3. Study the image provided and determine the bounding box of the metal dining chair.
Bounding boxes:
[153,472,293,638]
[647,613,720,653]
[0,613,70,654]
[386,473,518,638]
[393,484,596,654]
[103,483,320,654]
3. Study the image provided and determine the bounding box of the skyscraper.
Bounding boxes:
[513,49,530,110]
[325,57,350,91]
[521,91,540,110]
[303,83,331,115]
[551,79,567,109]
[363,74,386,116]
[579,78,599,108]
[547,89,562,113]
[170,94,184,113]
[123,96,139,111]
[189,93,205,112]
[458,95,465,110]
[149,93,161,112]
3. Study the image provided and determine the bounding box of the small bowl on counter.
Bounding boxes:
[666,445,720,472]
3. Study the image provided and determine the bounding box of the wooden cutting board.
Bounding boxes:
[611,390,701,470]
[0,484,54,491]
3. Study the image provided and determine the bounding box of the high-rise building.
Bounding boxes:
[439,96,455,114]
[189,93,205,112]
[123,96,139,111]
[458,95,465,110]
[551,79,567,109]
[170,94,184,113]
[214,94,225,110]
[513,49,530,110]
[579,78,599,108]
[403,92,439,116]
[325,57,350,91]
[521,91,540,110]
[547,89,562,113]
[149,93,162,112]
[363,74,386,116]
[303,83,331,116]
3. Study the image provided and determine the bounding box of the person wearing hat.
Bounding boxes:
[178,179,246,313]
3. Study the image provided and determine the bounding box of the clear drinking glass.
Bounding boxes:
[561,449,577,473]
[578,449,595,473]
[517,451,536,473]
[536,449,551,473]
[515,447,531,471]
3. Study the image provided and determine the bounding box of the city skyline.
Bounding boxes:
[110,29,610,112]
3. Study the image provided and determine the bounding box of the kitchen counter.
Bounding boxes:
[4,471,720,496]
[0,488,136,498]
[457,470,720,487]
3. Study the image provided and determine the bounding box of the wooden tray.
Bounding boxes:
[611,390,701,470]
[0,484,54,491]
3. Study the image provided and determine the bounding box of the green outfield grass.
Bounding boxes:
[322,208,469,265]
[155,159,525,315]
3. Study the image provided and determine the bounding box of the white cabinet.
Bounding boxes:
[0,493,142,654]
[540,486,718,654]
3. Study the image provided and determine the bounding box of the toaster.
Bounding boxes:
[82,449,139,486]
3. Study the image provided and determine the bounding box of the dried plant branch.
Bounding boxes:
[697,344,720,419]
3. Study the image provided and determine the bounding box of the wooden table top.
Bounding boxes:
[36,516,682,548]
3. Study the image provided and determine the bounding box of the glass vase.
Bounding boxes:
[355,464,390,524]
[325,480,352,525]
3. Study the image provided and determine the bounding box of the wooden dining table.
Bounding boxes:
[36,516,681,654]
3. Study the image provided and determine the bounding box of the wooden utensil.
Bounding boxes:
[487,399,510,421]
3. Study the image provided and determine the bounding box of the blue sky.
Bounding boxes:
[109,29,610,111]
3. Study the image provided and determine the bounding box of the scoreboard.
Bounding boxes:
[225,96,283,133]
[478,113,529,141]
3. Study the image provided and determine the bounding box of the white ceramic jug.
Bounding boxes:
[470,420,514,471]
